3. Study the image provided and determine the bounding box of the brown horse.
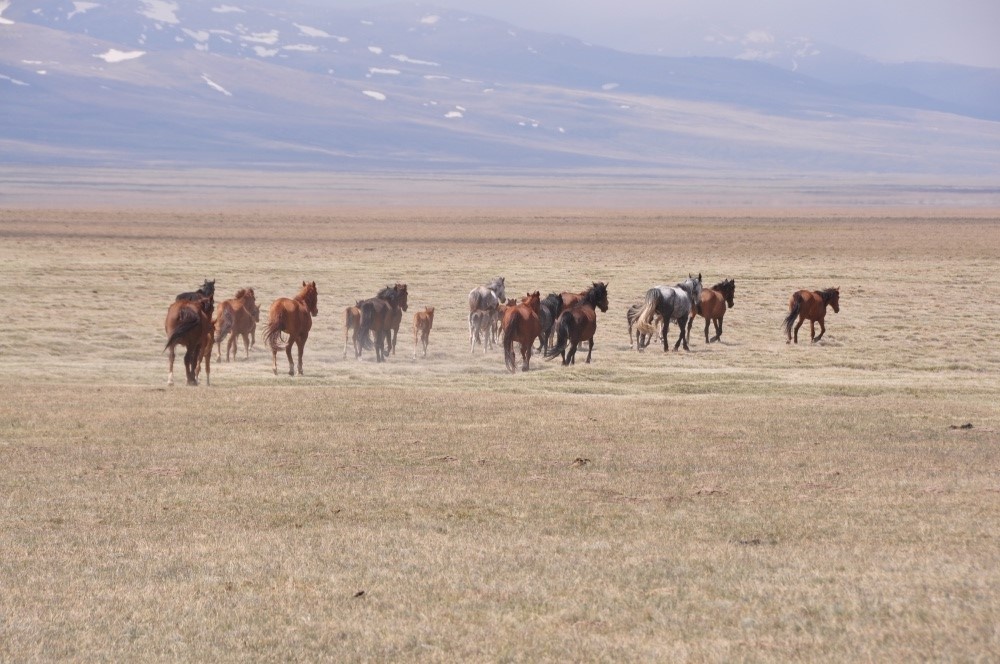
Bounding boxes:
[264,281,318,375]
[164,296,215,386]
[412,306,435,359]
[546,282,609,365]
[784,287,839,343]
[356,285,403,363]
[215,287,259,361]
[343,301,362,359]
[687,279,736,344]
[502,291,542,373]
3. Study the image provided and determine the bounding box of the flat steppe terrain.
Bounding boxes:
[1,208,998,661]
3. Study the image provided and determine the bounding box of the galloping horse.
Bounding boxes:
[164,296,215,386]
[383,283,409,355]
[687,279,736,344]
[343,301,363,359]
[215,287,259,361]
[545,282,609,365]
[502,291,542,373]
[263,281,318,376]
[412,306,435,359]
[784,287,839,343]
[536,292,564,353]
[635,274,703,352]
[356,285,402,363]
[176,279,215,302]
[468,276,505,352]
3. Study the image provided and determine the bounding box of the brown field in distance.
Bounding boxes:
[1,207,998,661]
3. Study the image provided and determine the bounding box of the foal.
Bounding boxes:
[412,307,435,359]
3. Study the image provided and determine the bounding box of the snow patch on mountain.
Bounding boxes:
[202,74,232,96]
[95,49,146,63]
[212,5,243,13]
[0,0,14,25]
[68,2,100,20]
[140,1,179,25]
[363,90,386,101]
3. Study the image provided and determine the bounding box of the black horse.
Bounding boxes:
[535,292,564,354]
[176,279,215,302]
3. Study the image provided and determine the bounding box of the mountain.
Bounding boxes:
[1,0,998,176]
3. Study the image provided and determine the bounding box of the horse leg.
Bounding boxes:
[242,332,250,359]
[793,317,804,344]
[522,343,532,372]
[662,319,670,352]
[713,318,723,343]
[814,318,826,343]
[167,346,175,386]
[676,315,690,351]
[296,337,306,375]
[284,339,295,376]
[185,345,198,385]
[203,346,211,387]
[585,339,593,363]
[810,320,817,342]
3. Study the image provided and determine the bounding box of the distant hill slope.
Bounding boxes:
[1,0,998,175]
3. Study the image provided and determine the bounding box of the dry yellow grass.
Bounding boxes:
[1,208,998,661]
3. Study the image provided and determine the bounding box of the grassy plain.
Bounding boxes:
[1,208,998,661]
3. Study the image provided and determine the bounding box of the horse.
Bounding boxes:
[536,292,564,353]
[545,282,609,365]
[412,306,435,359]
[343,302,363,359]
[383,283,409,355]
[176,279,215,302]
[356,285,401,363]
[215,287,259,361]
[468,276,505,352]
[164,296,215,386]
[634,274,703,352]
[784,287,839,343]
[626,300,661,349]
[502,291,541,373]
[687,279,736,344]
[263,281,318,376]
[470,309,494,353]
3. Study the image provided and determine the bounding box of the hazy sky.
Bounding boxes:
[332,0,1000,68]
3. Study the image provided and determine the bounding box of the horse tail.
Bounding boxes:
[635,288,662,336]
[357,302,376,350]
[164,307,202,351]
[502,313,518,372]
[263,307,286,351]
[545,311,572,360]
[783,292,803,336]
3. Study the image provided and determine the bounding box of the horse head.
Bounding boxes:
[395,283,409,311]
[722,279,736,309]
[826,287,840,313]
[300,281,318,316]
[199,279,216,298]
[589,282,609,313]
[491,276,506,302]
[524,291,541,313]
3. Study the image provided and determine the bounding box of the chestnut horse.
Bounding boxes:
[264,281,318,375]
[215,287,259,361]
[502,291,541,373]
[545,282,609,365]
[343,302,362,359]
[784,287,839,343]
[164,296,214,386]
[687,279,736,344]
[412,306,435,359]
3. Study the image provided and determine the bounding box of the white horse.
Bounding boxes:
[634,274,702,352]
[468,276,505,353]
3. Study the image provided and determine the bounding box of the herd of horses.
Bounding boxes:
[163,275,841,385]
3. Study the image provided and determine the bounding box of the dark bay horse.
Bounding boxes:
[536,292,563,353]
[264,281,318,375]
[687,279,736,344]
[356,285,403,362]
[164,296,214,386]
[468,276,505,352]
[784,287,839,343]
[412,306,435,359]
[215,287,259,361]
[502,291,541,373]
[635,274,702,352]
[176,279,215,302]
[545,282,609,365]
[383,283,409,355]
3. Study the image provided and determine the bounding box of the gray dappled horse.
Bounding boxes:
[468,276,505,353]
[634,274,703,352]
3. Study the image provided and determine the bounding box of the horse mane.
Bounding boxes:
[711,280,728,292]
[376,285,399,304]
[819,287,839,301]
[582,282,607,308]
[234,288,247,299]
